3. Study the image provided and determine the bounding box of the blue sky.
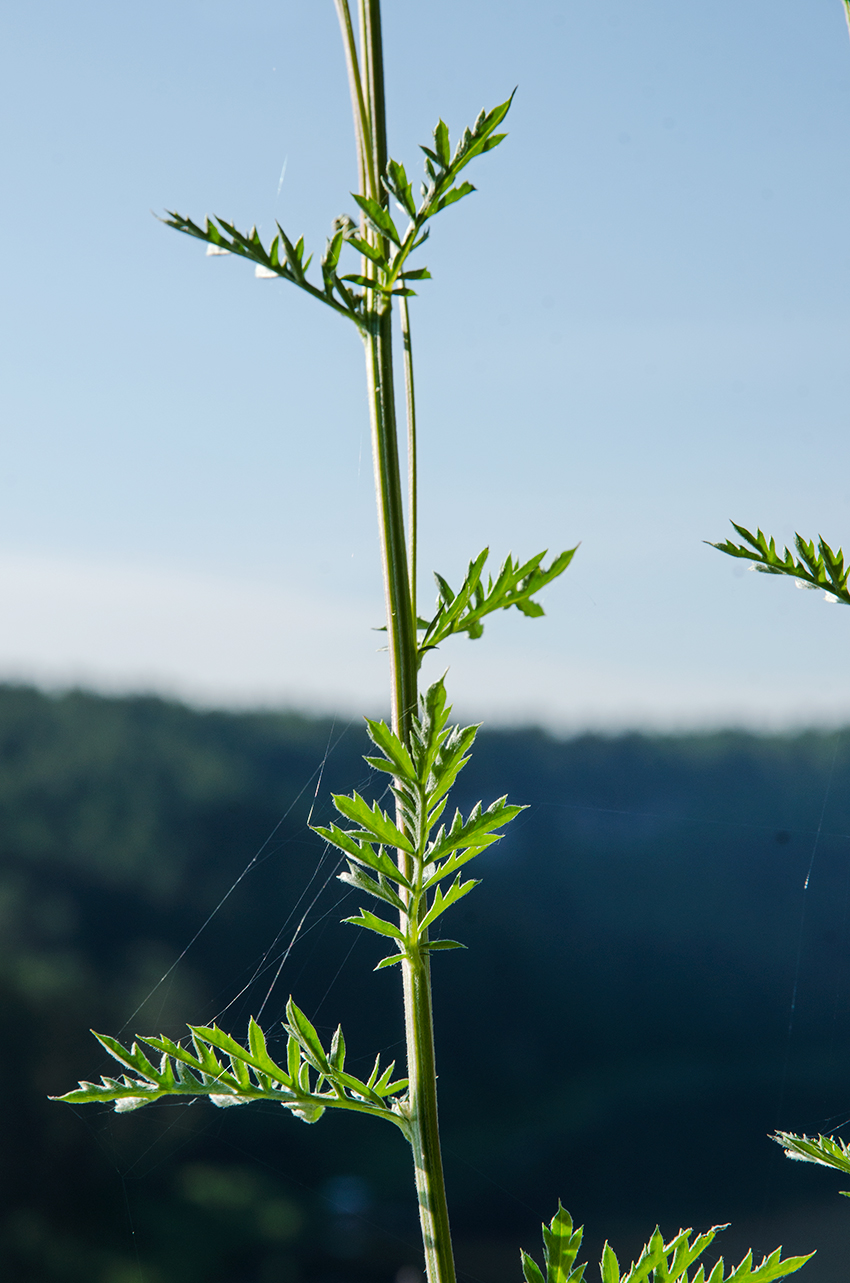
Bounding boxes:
[2,0,850,729]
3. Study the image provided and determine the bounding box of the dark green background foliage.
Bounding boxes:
[3,685,850,1283]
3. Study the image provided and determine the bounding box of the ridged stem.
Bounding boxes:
[336,5,457,1281]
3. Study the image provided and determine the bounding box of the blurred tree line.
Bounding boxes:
[2,684,850,1283]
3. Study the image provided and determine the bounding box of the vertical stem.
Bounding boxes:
[402,950,457,1283]
[347,5,457,1282]
[362,305,418,741]
[399,291,418,628]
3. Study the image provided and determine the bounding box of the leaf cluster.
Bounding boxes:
[774,1130,850,1195]
[313,677,524,966]
[161,211,366,325]
[522,1206,812,1283]
[416,546,577,660]
[710,523,850,605]
[52,998,409,1134]
[162,95,514,330]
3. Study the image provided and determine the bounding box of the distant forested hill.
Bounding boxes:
[3,685,850,1283]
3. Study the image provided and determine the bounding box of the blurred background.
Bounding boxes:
[4,0,850,1279]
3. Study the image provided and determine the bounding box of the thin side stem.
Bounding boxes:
[333,0,376,200]
[399,291,418,630]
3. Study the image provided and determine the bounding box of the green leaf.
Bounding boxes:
[351,193,402,245]
[542,1202,585,1283]
[515,598,545,618]
[600,1244,621,1283]
[92,1032,160,1082]
[364,717,417,782]
[435,181,476,212]
[426,796,524,867]
[190,1022,289,1087]
[344,909,406,942]
[425,940,466,952]
[522,1251,547,1283]
[774,1130,850,1174]
[419,546,577,657]
[284,998,330,1073]
[161,210,365,326]
[418,875,479,935]
[426,724,478,807]
[374,951,406,970]
[385,159,416,218]
[338,863,408,913]
[332,792,414,853]
[434,119,451,168]
[709,522,850,604]
[343,233,390,269]
[329,1025,346,1073]
[311,823,412,887]
[726,1247,814,1281]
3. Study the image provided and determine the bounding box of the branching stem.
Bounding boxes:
[340,5,457,1281]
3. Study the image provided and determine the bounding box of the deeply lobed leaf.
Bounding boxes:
[419,546,578,656]
[710,522,850,604]
[52,1012,410,1134]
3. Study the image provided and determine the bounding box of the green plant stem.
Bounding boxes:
[399,290,418,628]
[362,307,418,738]
[333,0,375,200]
[402,948,457,1283]
[352,5,457,1281]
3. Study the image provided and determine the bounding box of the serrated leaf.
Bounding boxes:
[343,234,390,268]
[435,181,476,212]
[418,876,480,935]
[425,797,524,868]
[284,998,329,1073]
[351,193,401,245]
[542,1201,584,1283]
[338,864,408,913]
[419,546,576,657]
[332,793,414,853]
[522,1251,547,1283]
[364,717,417,782]
[344,909,406,941]
[92,1032,159,1082]
[600,1243,621,1283]
[312,822,412,887]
